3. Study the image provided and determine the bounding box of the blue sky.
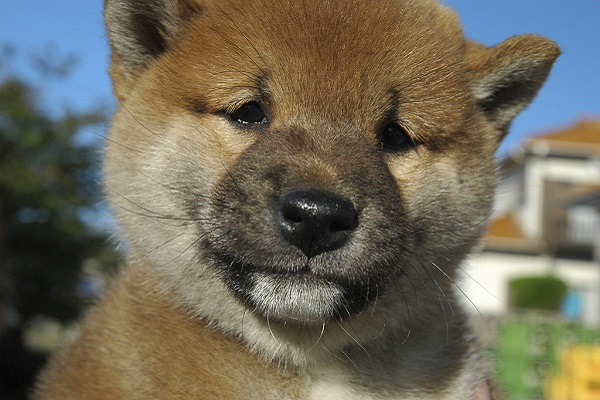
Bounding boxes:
[1,1,599,155]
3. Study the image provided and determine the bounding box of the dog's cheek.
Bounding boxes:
[107,111,251,271]
[389,154,473,254]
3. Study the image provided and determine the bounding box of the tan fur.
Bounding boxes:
[35,0,559,398]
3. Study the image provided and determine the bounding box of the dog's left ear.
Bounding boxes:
[466,34,560,139]
[104,0,208,101]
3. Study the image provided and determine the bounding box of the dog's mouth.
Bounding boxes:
[217,256,376,324]
[199,183,406,324]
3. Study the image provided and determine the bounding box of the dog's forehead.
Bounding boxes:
[183,0,464,77]
[172,0,469,128]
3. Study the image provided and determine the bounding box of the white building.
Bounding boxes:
[462,119,600,326]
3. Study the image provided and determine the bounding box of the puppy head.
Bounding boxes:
[104,0,558,362]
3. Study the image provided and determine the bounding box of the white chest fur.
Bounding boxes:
[304,354,486,400]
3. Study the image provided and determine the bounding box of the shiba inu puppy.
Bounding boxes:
[34,0,559,398]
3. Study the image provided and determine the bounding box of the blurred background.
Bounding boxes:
[1,1,599,399]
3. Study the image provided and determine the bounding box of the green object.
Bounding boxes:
[494,316,600,400]
[509,276,568,311]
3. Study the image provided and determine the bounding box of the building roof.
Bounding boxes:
[484,213,545,253]
[484,118,600,254]
[525,119,600,157]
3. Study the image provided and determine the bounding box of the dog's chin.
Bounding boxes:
[210,245,383,324]
[221,258,376,324]
[246,271,346,323]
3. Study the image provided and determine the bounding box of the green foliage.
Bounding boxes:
[0,75,118,323]
[509,275,568,311]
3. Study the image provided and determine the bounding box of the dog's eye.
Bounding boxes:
[378,123,415,152]
[227,101,268,127]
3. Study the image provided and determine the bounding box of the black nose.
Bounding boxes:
[278,189,358,257]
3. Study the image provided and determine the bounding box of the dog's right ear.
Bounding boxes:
[465,35,560,141]
[104,0,206,100]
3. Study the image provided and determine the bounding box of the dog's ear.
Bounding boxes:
[104,0,206,100]
[466,35,560,138]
